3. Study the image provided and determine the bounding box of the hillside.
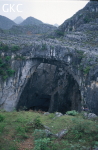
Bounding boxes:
[13,16,24,24]
[20,16,43,26]
[0,15,16,30]
[55,1,98,36]
[9,23,57,35]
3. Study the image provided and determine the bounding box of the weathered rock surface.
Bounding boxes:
[84,113,97,119]
[56,129,68,139]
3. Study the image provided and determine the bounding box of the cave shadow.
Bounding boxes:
[16,65,81,113]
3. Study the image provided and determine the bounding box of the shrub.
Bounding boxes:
[41,44,47,51]
[7,69,15,76]
[83,17,91,23]
[34,138,50,150]
[66,110,78,116]
[0,138,18,150]
[3,45,9,51]
[11,45,20,51]
[0,124,5,133]
[0,56,15,80]
[56,30,64,36]
[33,116,43,129]
[76,50,84,59]
[0,44,9,51]
[83,66,91,75]
[48,113,55,119]
[33,129,46,140]
[16,125,28,139]
[5,56,11,61]
[0,114,5,122]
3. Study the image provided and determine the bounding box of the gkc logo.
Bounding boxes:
[2,4,23,12]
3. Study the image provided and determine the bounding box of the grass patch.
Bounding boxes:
[0,110,98,149]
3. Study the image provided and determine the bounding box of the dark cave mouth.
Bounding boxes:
[17,94,51,112]
[16,64,81,113]
[27,94,51,112]
[16,82,81,113]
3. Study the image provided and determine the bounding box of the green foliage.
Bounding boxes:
[94,141,98,149]
[14,56,25,60]
[0,111,98,150]
[76,50,84,59]
[0,56,15,80]
[2,75,8,80]
[55,30,64,36]
[83,16,92,23]
[83,66,91,75]
[41,44,47,51]
[7,69,15,76]
[76,50,84,55]
[66,110,78,116]
[0,138,18,150]
[0,43,9,51]
[0,124,5,133]
[33,129,46,140]
[16,116,27,123]
[16,125,28,139]
[33,116,43,129]
[0,114,5,122]
[5,56,11,61]
[48,113,55,119]
[11,45,20,51]
[16,126,26,133]
[34,138,51,150]
[0,42,20,52]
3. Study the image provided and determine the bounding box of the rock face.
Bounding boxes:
[0,15,16,29]
[0,1,98,115]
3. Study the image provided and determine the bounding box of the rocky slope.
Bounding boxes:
[0,15,16,30]
[55,1,98,36]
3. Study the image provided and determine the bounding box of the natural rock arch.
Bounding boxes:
[0,42,98,115]
[15,60,81,113]
[0,56,82,112]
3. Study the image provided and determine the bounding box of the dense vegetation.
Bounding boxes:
[0,43,21,80]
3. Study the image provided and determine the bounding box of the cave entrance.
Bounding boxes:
[52,74,81,114]
[16,63,81,113]
[16,76,51,112]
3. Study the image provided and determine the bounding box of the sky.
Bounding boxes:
[0,0,89,25]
